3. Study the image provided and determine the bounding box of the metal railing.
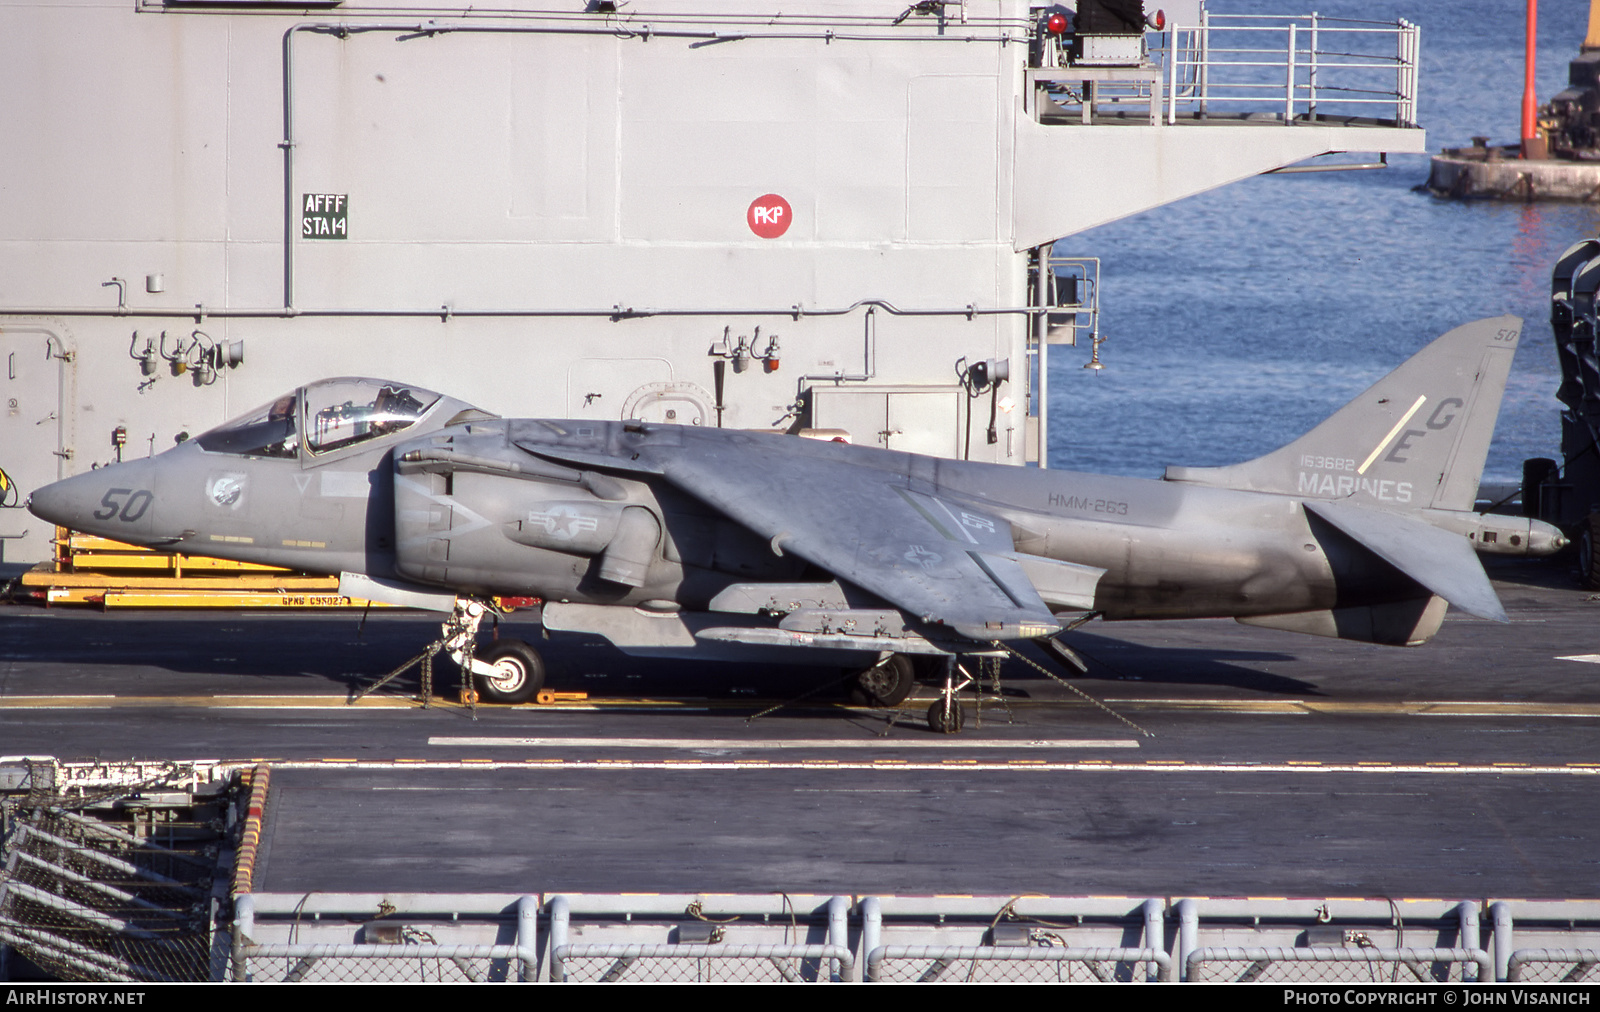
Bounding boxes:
[1186,946,1493,984]
[1037,13,1419,129]
[866,945,1171,983]
[234,942,533,983]
[552,943,854,983]
[1159,13,1419,127]
[1507,949,1600,983]
[157,892,1600,984]
[230,894,541,983]
[208,892,1600,984]
[547,893,854,982]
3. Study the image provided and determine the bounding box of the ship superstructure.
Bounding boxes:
[0,0,1423,565]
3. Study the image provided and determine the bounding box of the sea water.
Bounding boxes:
[1050,0,1600,485]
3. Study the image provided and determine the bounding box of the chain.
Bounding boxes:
[991,641,1153,738]
[348,599,489,717]
[744,668,857,723]
[979,654,1015,725]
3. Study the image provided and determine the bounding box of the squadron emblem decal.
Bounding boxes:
[207,474,245,509]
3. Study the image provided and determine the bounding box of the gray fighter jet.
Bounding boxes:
[28,316,1565,729]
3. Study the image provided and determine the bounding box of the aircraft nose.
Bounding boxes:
[28,471,98,529]
[29,461,159,538]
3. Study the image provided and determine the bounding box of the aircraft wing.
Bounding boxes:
[1302,499,1508,623]
[645,437,1069,641]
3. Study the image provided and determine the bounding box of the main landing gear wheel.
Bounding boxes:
[474,638,546,704]
[850,654,916,707]
[927,698,965,734]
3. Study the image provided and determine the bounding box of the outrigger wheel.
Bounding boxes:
[850,654,916,707]
[926,655,971,734]
[474,638,546,704]
[927,696,965,734]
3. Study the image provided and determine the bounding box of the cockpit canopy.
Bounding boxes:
[195,378,442,459]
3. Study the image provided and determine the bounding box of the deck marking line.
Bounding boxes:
[10,695,1600,719]
[259,759,1600,775]
[1105,698,1600,718]
[427,736,1141,749]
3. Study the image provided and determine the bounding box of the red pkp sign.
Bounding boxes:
[747,194,792,238]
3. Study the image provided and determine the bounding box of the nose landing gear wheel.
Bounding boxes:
[850,654,916,707]
[474,638,546,704]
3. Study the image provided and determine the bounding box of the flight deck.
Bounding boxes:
[3,555,1597,900]
[3,557,1599,982]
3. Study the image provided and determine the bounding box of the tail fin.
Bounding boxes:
[1164,316,1522,511]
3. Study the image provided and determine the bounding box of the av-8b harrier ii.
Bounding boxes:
[29,316,1564,730]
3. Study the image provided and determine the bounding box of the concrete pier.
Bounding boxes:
[1428,143,1600,201]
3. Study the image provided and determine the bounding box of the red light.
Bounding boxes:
[1150,9,1166,30]
[1046,12,1067,35]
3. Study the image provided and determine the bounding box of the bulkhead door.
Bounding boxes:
[0,326,73,563]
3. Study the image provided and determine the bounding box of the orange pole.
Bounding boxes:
[1523,0,1539,156]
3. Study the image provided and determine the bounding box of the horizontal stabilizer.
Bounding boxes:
[1010,554,1105,611]
[1302,500,1507,623]
[1038,635,1092,673]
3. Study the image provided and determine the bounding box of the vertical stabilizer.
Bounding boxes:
[1164,316,1522,511]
